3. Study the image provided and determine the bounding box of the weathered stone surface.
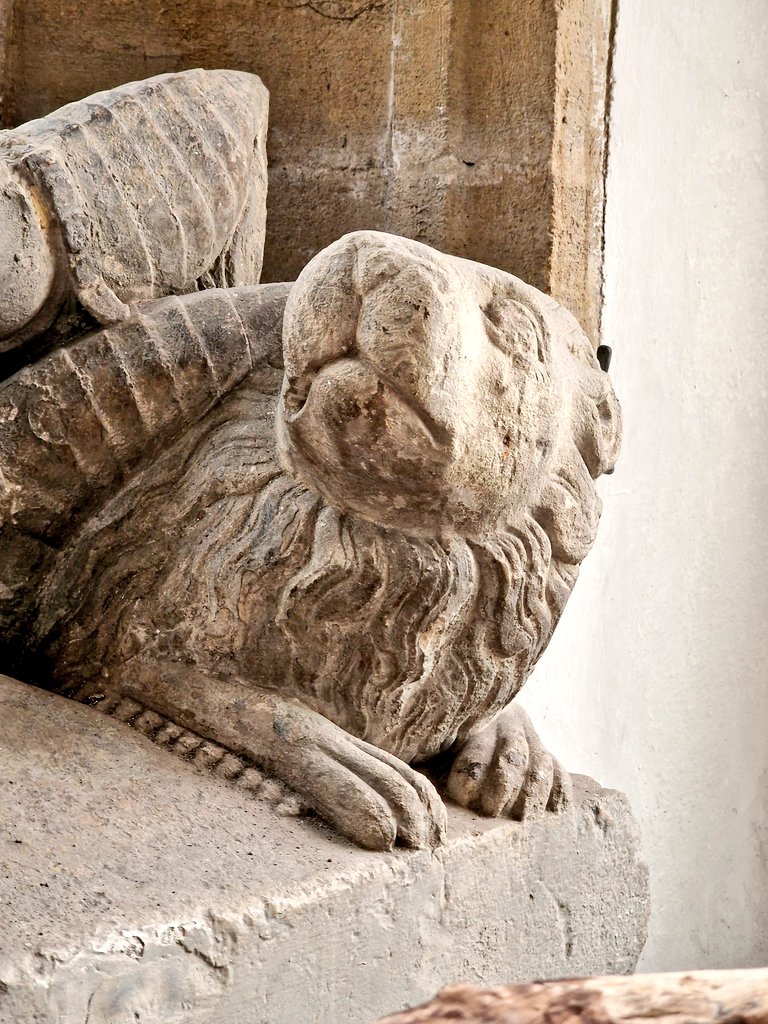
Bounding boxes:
[280,232,621,540]
[2,225,621,851]
[0,676,649,1024]
[0,69,268,361]
[0,0,614,340]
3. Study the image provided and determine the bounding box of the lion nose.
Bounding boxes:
[283,230,453,432]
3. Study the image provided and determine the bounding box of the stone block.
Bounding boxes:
[0,676,649,1024]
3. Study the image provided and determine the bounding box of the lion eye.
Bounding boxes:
[481,299,544,363]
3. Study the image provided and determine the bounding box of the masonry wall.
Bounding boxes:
[0,0,612,340]
[523,0,768,971]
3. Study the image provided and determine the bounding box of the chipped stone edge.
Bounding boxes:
[0,781,649,1022]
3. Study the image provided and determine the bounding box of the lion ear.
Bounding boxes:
[534,449,602,565]
[570,370,623,478]
[594,384,622,475]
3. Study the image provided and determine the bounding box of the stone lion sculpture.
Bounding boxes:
[0,76,621,852]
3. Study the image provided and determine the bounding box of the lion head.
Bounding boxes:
[278,231,620,557]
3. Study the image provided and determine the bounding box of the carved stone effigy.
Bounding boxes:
[0,73,622,854]
[0,69,647,1024]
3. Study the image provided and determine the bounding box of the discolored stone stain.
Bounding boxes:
[378,971,768,1024]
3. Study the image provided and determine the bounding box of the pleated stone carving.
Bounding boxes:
[0,69,268,367]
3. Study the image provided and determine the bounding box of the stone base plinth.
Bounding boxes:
[0,677,648,1024]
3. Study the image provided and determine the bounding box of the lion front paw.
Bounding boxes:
[296,724,448,852]
[446,703,572,820]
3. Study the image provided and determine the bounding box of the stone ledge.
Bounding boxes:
[0,676,648,1024]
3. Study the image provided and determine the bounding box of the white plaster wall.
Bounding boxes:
[521,0,768,971]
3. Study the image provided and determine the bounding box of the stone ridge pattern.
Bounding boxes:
[65,678,304,817]
[0,72,623,852]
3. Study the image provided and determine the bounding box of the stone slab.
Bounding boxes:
[0,677,649,1024]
